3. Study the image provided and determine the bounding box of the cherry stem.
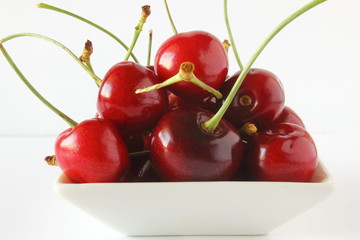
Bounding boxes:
[163,0,178,34]
[123,5,151,62]
[37,3,139,63]
[129,150,150,157]
[224,0,243,70]
[203,0,327,132]
[223,39,231,53]
[0,33,102,86]
[147,30,153,66]
[135,62,222,99]
[79,40,102,86]
[240,122,258,136]
[0,43,78,128]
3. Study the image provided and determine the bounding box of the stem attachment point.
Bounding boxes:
[135,62,222,99]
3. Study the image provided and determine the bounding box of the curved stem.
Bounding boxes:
[0,33,102,85]
[147,29,153,66]
[135,62,222,99]
[37,3,139,63]
[224,0,243,70]
[163,0,178,34]
[0,43,78,128]
[204,0,328,132]
[123,5,151,61]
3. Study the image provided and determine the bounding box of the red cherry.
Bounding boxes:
[244,123,318,182]
[154,31,229,99]
[273,106,305,128]
[168,92,219,112]
[55,118,130,183]
[97,61,168,133]
[168,92,219,113]
[219,68,285,129]
[151,108,243,181]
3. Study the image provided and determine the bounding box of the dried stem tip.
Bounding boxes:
[179,62,195,81]
[239,95,252,106]
[141,5,151,23]
[223,39,231,53]
[79,40,93,63]
[44,155,58,166]
[241,122,258,136]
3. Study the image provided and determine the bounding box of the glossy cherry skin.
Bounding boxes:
[219,68,285,129]
[154,31,229,100]
[168,92,219,112]
[55,118,130,183]
[243,123,318,182]
[151,108,244,181]
[273,106,305,128]
[97,61,168,133]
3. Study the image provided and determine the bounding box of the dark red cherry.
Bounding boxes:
[150,108,243,181]
[97,61,168,133]
[244,123,317,182]
[55,118,130,183]
[168,92,219,112]
[219,68,285,129]
[154,31,228,100]
[273,106,305,128]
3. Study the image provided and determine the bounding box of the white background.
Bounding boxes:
[0,0,359,240]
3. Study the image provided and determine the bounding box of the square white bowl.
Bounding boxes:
[54,160,334,236]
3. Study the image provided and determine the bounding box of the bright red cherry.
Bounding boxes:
[219,68,285,129]
[273,106,305,128]
[150,108,243,181]
[97,61,168,133]
[243,123,318,182]
[154,31,229,100]
[55,118,130,183]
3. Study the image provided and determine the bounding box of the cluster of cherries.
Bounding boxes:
[1,1,325,184]
[54,28,317,183]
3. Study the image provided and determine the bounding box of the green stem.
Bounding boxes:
[135,62,222,99]
[36,3,139,63]
[123,5,151,61]
[147,29,153,66]
[0,33,102,85]
[224,0,243,70]
[203,0,327,132]
[129,150,150,157]
[0,43,78,128]
[163,0,178,34]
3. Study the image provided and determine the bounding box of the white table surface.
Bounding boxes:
[0,134,359,240]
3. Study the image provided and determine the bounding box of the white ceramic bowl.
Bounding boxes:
[54,160,334,236]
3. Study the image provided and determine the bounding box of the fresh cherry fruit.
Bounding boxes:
[142,131,152,151]
[154,31,228,100]
[168,92,219,112]
[151,108,243,181]
[273,106,305,128]
[55,118,130,183]
[97,61,168,133]
[243,123,318,182]
[146,65,155,72]
[219,68,285,129]
[94,112,145,152]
